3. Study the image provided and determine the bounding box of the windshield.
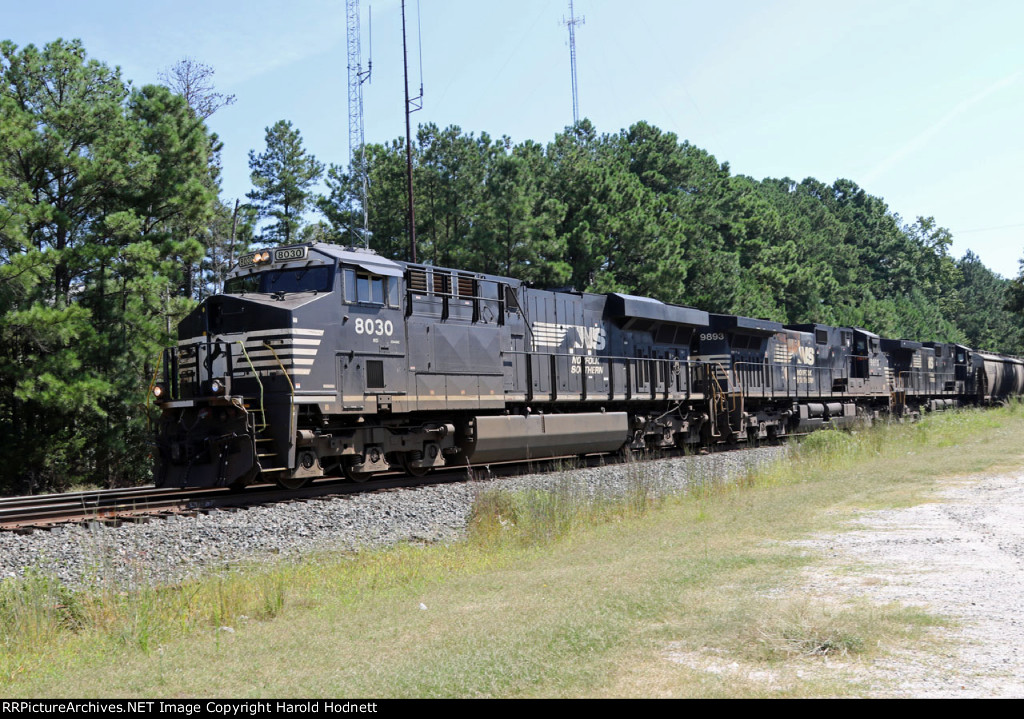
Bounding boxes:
[224,266,333,295]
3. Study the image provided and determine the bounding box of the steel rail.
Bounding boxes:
[0,441,770,533]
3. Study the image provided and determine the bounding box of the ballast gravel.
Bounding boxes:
[0,447,783,589]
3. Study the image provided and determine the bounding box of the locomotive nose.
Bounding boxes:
[205,295,291,335]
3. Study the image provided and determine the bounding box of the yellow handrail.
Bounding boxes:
[262,342,296,444]
[236,341,267,431]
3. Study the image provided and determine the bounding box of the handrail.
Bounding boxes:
[262,341,297,450]
[235,341,267,431]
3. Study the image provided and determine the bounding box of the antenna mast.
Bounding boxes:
[347,0,372,247]
[402,0,424,263]
[563,0,584,125]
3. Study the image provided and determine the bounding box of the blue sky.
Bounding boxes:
[5,0,1023,277]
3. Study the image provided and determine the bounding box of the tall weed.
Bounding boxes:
[0,569,85,648]
[469,462,668,547]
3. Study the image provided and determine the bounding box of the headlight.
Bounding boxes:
[202,381,229,397]
[152,383,168,401]
[204,378,227,396]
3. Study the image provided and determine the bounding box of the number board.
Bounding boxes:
[274,246,307,262]
[236,246,308,268]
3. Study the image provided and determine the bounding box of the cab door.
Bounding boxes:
[341,266,406,414]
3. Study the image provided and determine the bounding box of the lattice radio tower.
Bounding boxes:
[347,0,372,247]
[563,0,584,124]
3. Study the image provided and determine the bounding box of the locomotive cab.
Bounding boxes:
[337,258,405,408]
[154,243,399,490]
[923,342,969,394]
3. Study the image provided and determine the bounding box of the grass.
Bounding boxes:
[468,458,667,548]
[1,403,1022,697]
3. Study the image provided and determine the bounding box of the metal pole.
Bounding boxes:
[402,0,417,263]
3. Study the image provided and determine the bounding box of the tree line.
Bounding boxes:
[1,39,1022,493]
[318,120,1023,353]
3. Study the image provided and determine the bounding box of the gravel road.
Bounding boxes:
[798,470,1024,698]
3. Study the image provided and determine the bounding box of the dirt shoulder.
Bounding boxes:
[800,470,1024,697]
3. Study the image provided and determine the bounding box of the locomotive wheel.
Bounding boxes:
[342,461,373,483]
[277,474,311,490]
[399,453,431,478]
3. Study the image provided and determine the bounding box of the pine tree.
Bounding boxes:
[247,120,323,245]
[0,39,220,492]
[0,39,136,491]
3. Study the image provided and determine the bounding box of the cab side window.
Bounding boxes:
[344,268,395,306]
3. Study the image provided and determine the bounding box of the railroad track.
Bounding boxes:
[0,485,219,533]
[0,444,758,534]
[0,466,483,533]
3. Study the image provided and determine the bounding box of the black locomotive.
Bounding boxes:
[153,243,1024,490]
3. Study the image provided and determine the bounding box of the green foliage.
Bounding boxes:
[200,199,257,296]
[0,39,220,492]
[0,569,87,648]
[247,120,323,245]
[961,250,1024,354]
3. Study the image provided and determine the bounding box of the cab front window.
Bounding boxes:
[224,266,332,295]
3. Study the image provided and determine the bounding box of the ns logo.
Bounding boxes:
[795,345,816,365]
[572,326,607,352]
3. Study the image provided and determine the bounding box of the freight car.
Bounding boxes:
[152,243,1022,490]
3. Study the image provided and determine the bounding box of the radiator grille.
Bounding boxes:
[407,269,428,293]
